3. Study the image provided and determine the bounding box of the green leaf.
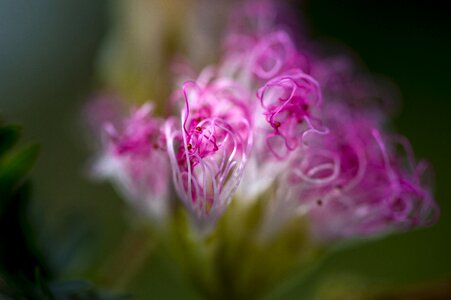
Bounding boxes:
[0,125,21,158]
[0,119,132,299]
[0,144,39,202]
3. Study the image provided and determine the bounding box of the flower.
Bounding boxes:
[85,1,442,298]
[94,103,170,219]
[88,0,438,238]
[282,103,439,240]
[165,79,252,220]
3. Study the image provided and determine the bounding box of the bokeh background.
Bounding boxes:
[1,0,450,298]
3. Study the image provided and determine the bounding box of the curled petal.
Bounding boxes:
[251,31,297,79]
[257,70,323,157]
[166,117,250,220]
[166,80,252,221]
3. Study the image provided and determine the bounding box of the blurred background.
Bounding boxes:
[1,0,450,298]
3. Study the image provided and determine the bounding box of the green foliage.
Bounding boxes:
[0,120,130,299]
[0,121,47,298]
[0,125,21,157]
[0,125,39,201]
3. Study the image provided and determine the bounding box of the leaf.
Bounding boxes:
[0,144,40,202]
[0,119,133,299]
[0,125,21,158]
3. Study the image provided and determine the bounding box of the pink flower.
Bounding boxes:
[87,0,439,238]
[94,103,170,218]
[284,104,439,240]
[165,80,252,220]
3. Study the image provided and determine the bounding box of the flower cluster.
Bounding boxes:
[90,0,438,240]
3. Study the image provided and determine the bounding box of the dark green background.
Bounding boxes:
[1,0,450,298]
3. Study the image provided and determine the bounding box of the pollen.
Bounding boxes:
[274,121,281,128]
[195,126,202,131]
[187,143,192,150]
